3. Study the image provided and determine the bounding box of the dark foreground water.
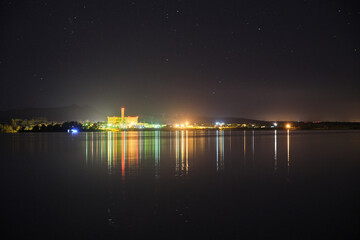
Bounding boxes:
[1,130,360,239]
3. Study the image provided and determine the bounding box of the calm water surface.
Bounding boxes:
[2,130,360,239]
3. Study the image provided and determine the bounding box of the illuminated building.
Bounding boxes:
[107,107,139,128]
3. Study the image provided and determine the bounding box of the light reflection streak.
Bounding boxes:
[274,130,277,171]
[91,132,94,163]
[169,131,172,155]
[136,132,139,174]
[252,130,255,165]
[243,130,246,166]
[155,131,160,177]
[229,130,231,152]
[181,131,185,173]
[113,132,117,169]
[216,130,218,171]
[100,133,103,164]
[287,129,290,174]
[108,132,112,175]
[186,130,189,174]
[122,132,125,179]
[216,130,224,171]
[86,132,88,165]
[175,131,179,175]
[175,130,190,176]
[193,131,196,158]
[96,133,99,163]
[139,131,143,174]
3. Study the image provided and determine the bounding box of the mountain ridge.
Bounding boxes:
[0,104,105,123]
[0,105,267,124]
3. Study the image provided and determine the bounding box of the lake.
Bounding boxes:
[2,130,359,239]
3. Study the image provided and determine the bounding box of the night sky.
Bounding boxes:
[1,0,359,121]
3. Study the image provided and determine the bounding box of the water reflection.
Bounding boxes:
[4,126,359,239]
[83,130,293,178]
[243,130,246,165]
[85,132,143,178]
[287,129,290,174]
[216,130,224,171]
[155,131,160,177]
[274,130,277,171]
[86,133,88,164]
[252,130,255,165]
[175,131,189,176]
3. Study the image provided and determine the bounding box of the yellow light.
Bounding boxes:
[286,124,291,129]
[185,122,189,126]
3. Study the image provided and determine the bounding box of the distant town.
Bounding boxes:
[0,107,359,133]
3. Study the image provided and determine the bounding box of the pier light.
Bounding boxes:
[71,129,78,133]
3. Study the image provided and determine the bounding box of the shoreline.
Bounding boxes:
[12,128,360,133]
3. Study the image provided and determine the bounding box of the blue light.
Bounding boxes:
[71,129,78,133]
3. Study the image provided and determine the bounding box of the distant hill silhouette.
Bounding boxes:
[195,116,269,125]
[0,104,105,123]
[140,113,268,125]
[0,105,268,124]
